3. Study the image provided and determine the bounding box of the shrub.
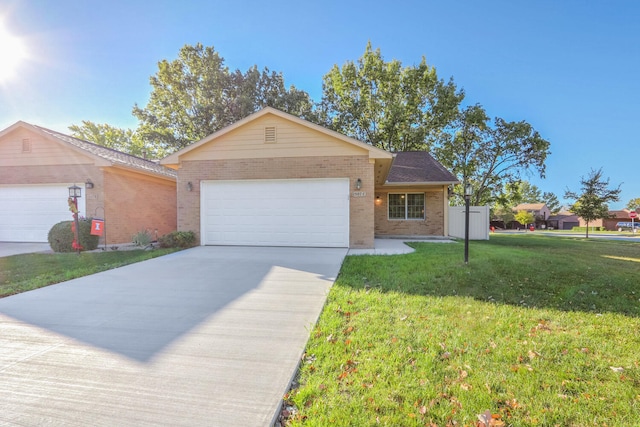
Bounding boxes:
[132,229,153,247]
[158,231,197,248]
[48,218,100,252]
[571,226,606,232]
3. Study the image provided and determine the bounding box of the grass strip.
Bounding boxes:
[0,249,179,298]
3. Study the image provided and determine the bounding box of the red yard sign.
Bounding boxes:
[630,211,638,219]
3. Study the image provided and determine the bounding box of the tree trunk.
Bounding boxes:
[585,221,590,238]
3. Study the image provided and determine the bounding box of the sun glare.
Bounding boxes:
[0,20,27,83]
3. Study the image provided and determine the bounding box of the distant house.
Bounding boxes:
[547,211,580,230]
[600,210,635,231]
[550,209,635,231]
[512,203,551,228]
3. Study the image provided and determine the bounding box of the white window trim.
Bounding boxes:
[387,192,426,221]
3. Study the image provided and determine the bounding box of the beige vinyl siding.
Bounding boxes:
[180,115,368,161]
[0,129,94,167]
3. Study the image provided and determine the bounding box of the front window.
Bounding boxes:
[388,193,425,220]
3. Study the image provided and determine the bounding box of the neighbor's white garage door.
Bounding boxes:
[201,179,349,247]
[0,184,86,242]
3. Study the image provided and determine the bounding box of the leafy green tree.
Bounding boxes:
[492,205,515,226]
[437,105,551,205]
[320,42,463,152]
[68,121,166,159]
[542,191,561,214]
[565,168,621,238]
[514,210,535,227]
[626,198,640,211]
[132,43,317,153]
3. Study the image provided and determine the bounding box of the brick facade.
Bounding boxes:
[374,189,445,236]
[0,164,176,245]
[103,169,176,244]
[177,155,374,248]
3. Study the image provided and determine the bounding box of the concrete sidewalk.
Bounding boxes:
[0,242,52,257]
[348,237,455,256]
[0,246,347,426]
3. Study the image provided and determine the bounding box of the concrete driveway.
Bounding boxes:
[0,242,52,257]
[0,245,347,426]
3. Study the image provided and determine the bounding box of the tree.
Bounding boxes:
[564,168,621,238]
[132,43,317,153]
[68,121,166,159]
[542,191,561,214]
[626,198,640,211]
[320,42,463,152]
[436,105,551,205]
[514,210,535,228]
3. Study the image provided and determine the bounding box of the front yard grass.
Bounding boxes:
[0,249,180,298]
[287,235,640,426]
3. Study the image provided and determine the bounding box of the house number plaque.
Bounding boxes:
[352,191,366,197]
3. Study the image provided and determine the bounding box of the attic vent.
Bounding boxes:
[22,138,31,153]
[264,126,277,143]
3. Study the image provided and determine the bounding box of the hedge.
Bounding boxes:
[48,218,100,252]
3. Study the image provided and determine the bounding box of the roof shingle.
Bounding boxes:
[385,151,457,184]
[34,125,176,179]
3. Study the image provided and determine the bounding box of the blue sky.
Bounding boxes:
[1,0,638,209]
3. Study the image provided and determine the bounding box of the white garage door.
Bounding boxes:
[0,184,86,242]
[201,179,349,247]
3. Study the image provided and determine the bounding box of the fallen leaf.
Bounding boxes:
[477,410,492,426]
[419,405,427,415]
[610,366,624,372]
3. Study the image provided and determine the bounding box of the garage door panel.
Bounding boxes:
[201,179,349,247]
[0,184,86,242]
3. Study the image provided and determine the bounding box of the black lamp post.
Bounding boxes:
[68,184,82,254]
[464,183,472,264]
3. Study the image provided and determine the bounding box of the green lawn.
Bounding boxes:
[0,249,179,298]
[286,235,640,426]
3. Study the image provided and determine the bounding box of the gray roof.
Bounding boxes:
[386,151,457,184]
[34,125,177,179]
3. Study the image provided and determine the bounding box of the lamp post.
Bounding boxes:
[68,184,82,254]
[464,183,472,264]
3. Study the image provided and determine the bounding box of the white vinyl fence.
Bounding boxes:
[448,205,490,240]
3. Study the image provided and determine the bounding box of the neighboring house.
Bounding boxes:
[547,211,580,230]
[161,107,458,249]
[0,121,177,244]
[602,210,633,231]
[512,203,551,228]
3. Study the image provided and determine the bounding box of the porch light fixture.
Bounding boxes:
[375,195,381,204]
[355,178,362,190]
[187,181,193,192]
[464,183,472,265]
[85,179,94,189]
[68,184,82,198]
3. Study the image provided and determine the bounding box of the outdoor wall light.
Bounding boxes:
[375,195,382,204]
[355,178,362,190]
[187,181,193,192]
[85,179,94,189]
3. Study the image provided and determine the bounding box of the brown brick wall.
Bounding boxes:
[103,169,176,244]
[374,189,445,236]
[178,156,374,248]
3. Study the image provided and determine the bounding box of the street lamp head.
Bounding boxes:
[464,183,473,198]
[68,184,82,198]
